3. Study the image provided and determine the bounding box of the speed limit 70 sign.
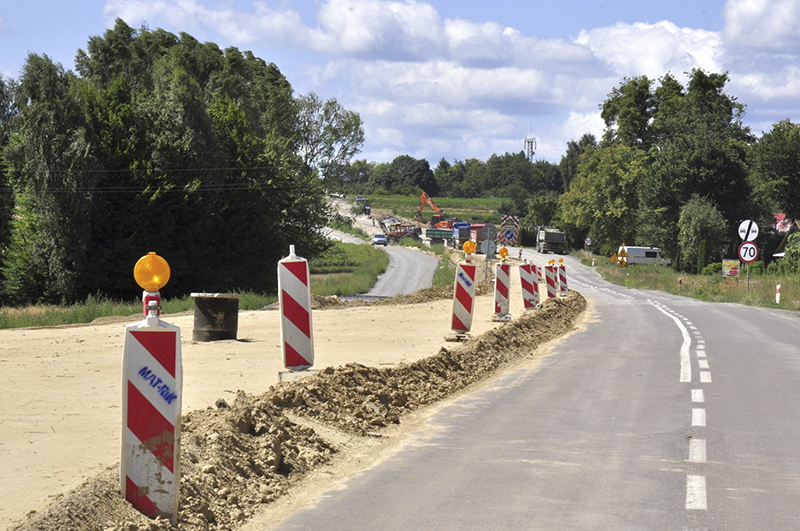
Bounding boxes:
[738,241,759,263]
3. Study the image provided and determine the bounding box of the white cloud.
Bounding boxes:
[104,0,311,46]
[575,21,724,78]
[102,0,795,164]
[314,0,443,59]
[724,0,800,53]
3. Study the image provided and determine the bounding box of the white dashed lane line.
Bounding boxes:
[650,300,711,513]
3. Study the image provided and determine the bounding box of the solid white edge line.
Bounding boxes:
[686,475,708,510]
[651,303,692,383]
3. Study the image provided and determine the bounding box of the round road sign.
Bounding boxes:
[738,220,759,242]
[585,237,593,246]
[738,241,759,263]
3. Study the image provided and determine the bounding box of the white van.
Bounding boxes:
[618,246,671,265]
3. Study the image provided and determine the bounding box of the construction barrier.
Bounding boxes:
[493,262,511,321]
[519,263,540,309]
[558,264,568,296]
[544,265,558,299]
[121,253,181,524]
[452,261,477,333]
[278,245,314,370]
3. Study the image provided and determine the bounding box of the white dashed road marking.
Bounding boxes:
[689,439,707,463]
[686,475,708,510]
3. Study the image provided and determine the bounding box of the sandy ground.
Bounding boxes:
[0,256,528,530]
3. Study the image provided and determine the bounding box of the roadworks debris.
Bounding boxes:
[12,291,585,531]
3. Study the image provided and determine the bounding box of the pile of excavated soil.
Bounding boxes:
[12,292,585,531]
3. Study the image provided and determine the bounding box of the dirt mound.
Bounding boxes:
[12,292,585,531]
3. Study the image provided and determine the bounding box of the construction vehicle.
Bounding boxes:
[353,196,370,215]
[415,192,452,228]
[380,217,422,244]
[425,227,452,246]
[451,222,471,249]
[536,226,567,254]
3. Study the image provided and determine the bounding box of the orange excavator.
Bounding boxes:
[415,191,453,228]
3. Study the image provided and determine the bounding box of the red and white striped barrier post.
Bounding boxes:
[121,253,182,525]
[777,284,781,304]
[278,245,314,370]
[558,260,568,296]
[493,262,511,321]
[449,241,478,338]
[519,263,540,309]
[544,265,558,299]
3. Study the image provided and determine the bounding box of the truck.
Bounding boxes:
[536,226,566,254]
[451,222,471,249]
[425,227,452,246]
[470,223,498,254]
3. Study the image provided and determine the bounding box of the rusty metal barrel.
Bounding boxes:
[190,293,241,341]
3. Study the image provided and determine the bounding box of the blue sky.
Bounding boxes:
[1,0,798,165]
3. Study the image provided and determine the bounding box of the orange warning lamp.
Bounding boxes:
[499,247,509,259]
[134,252,171,291]
[463,241,476,255]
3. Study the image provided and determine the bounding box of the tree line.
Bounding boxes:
[0,19,363,305]
[336,70,800,274]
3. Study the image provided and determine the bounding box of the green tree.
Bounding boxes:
[677,195,728,273]
[2,54,98,303]
[0,75,15,255]
[523,192,560,228]
[600,76,655,148]
[559,134,596,192]
[749,119,800,219]
[2,21,337,303]
[637,70,752,257]
[368,155,437,195]
[295,92,364,187]
[560,145,646,252]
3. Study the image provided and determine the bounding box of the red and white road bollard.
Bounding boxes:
[278,245,314,370]
[558,264,568,296]
[777,284,781,304]
[544,265,558,299]
[493,262,511,321]
[520,263,540,309]
[121,253,181,525]
[451,260,477,334]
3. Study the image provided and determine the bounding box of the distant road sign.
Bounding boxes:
[585,237,593,246]
[482,224,498,240]
[738,220,759,242]
[738,241,759,263]
[481,239,497,256]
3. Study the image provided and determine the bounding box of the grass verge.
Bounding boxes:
[0,292,278,330]
[587,254,799,311]
[310,241,389,296]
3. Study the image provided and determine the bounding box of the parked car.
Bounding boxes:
[371,233,388,246]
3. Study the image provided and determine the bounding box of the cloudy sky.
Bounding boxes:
[1,0,799,164]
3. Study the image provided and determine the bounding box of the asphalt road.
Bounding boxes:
[270,249,800,530]
[327,227,439,297]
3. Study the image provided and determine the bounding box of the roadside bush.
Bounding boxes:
[701,262,721,275]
